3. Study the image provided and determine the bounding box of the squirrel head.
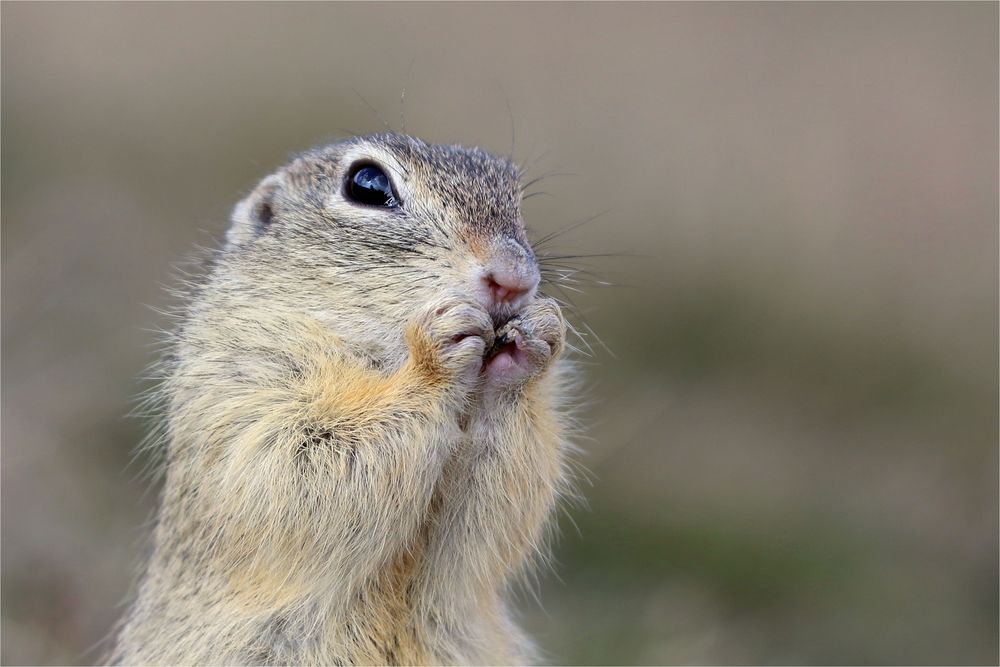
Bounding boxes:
[221,133,540,361]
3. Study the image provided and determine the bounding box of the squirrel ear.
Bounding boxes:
[226,174,283,248]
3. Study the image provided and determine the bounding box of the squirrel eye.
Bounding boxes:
[345,163,398,208]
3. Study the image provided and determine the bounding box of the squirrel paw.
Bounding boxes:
[407,294,495,392]
[483,296,565,398]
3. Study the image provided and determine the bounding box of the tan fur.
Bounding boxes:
[112,134,578,665]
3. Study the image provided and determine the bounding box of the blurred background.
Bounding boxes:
[2,3,997,664]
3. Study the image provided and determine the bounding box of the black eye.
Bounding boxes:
[345,163,399,208]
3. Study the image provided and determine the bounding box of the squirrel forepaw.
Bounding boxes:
[483,296,565,400]
[407,295,494,393]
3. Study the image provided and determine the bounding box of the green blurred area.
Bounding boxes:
[2,3,997,665]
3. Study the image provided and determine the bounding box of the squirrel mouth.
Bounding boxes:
[488,308,513,331]
[484,308,520,361]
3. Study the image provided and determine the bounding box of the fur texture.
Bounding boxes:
[112,134,577,665]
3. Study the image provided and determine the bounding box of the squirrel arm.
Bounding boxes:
[419,370,569,605]
[413,299,572,642]
[166,300,492,611]
[114,300,495,664]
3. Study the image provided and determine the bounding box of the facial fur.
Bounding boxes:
[221,134,536,366]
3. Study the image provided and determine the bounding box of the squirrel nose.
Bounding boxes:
[485,269,536,305]
[481,240,540,311]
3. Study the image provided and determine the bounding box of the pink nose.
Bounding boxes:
[482,262,539,310]
[479,238,540,311]
[486,273,532,304]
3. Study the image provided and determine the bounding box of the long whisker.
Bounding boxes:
[351,87,393,133]
[520,171,578,194]
[521,191,552,201]
[531,209,613,248]
[538,251,640,261]
[399,58,416,134]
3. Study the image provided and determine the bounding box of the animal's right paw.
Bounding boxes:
[406,295,494,390]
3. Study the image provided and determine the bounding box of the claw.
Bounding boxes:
[485,316,524,360]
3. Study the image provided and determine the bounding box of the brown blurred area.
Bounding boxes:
[2,3,997,664]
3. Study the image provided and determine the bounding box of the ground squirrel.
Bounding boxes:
[112,134,578,665]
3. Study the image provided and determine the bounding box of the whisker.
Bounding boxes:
[520,170,577,194]
[350,87,393,133]
[532,209,613,248]
[538,251,639,261]
[399,58,416,135]
[521,191,551,201]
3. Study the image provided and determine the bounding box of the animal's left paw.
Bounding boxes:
[483,297,565,398]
